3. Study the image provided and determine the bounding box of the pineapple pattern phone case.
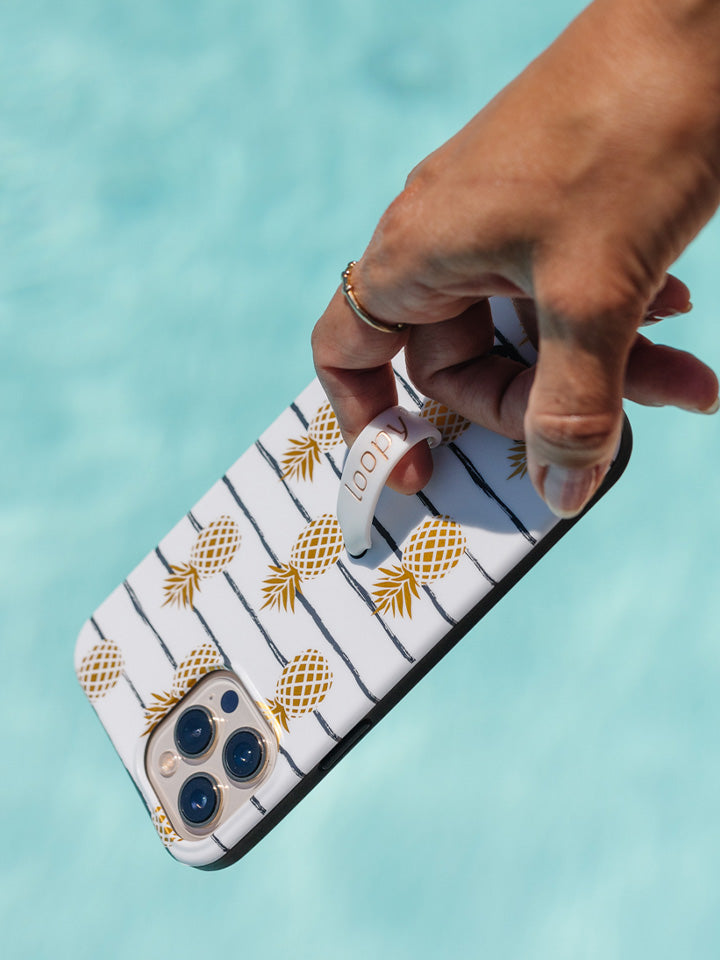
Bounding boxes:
[75,298,631,869]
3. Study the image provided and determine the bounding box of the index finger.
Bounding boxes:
[311,285,432,493]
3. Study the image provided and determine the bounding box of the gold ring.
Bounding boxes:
[341,262,407,334]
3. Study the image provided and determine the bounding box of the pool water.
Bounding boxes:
[3,1,720,957]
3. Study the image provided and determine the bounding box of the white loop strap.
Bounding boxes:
[337,406,441,557]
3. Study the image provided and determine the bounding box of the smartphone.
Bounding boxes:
[74,298,631,870]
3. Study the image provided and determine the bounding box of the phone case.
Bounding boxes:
[74,298,631,869]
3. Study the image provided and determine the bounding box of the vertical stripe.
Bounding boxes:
[392,366,536,545]
[254,439,420,652]
[313,710,341,742]
[250,796,267,815]
[255,441,312,523]
[335,560,415,662]
[185,510,287,664]
[222,472,378,705]
[221,569,340,741]
[280,746,306,779]
[123,580,177,668]
[88,619,152,807]
[289,400,310,430]
[415,492,496,587]
[447,443,536,545]
[222,474,281,566]
[90,615,146,709]
[393,369,423,407]
[187,512,340,742]
[154,544,309,775]
[222,569,288,668]
[288,402,457,626]
[492,328,530,366]
[154,544,233,668]
[186,511,202,533]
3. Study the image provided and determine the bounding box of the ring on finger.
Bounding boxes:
[341,261,407,335]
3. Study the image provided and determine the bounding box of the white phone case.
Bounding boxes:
[74,299,631,869]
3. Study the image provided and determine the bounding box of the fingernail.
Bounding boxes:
[542,463,608,519]
[641,302,693,325]
[677,396,719,414]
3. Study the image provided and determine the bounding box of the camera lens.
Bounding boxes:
[223,728,265,781]
[174,707,214,757]
[178,774,219,826]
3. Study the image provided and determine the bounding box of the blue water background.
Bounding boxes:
[3,1,720,957]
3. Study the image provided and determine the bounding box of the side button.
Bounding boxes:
[319,720,373,772]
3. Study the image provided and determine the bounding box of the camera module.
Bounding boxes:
[145,671,278,841]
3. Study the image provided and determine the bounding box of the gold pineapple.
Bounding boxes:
[77,640,124,701]
[281,402,344,481]
[506,441,528,480]
[163,515,241,608]
[172,642,224,698]
[152,804,182,847]
[372,516,466,618]
[261,514,343,612]
[420,399,470,444]
[142,642,224,736]
[264,649,333,732]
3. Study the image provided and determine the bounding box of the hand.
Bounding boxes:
[312,0,720,517]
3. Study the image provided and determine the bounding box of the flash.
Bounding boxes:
[159,751,178,777]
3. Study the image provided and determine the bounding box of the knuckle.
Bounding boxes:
[310,321,330,368]
[376,191,414,248]
[403,162,424,191]
[377,171,437,256]
[529,410,620,465]
[537,268,648,335]
[403,155,436,191]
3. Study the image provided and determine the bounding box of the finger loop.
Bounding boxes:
[337,405,441,557]
[342,261,408,335]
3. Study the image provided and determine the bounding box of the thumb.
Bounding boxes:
[524,291,637,518]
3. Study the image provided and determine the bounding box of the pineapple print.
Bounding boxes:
[281,402,344,482]
[264,650,333,733]
[163,515,241,608]
[261,514,343,612]
[373,516,466,618]
[420,399,471,444]
[152,805,182,847]
[142,642,224,736]
[77,640,124,702]
[506,442,528,480]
